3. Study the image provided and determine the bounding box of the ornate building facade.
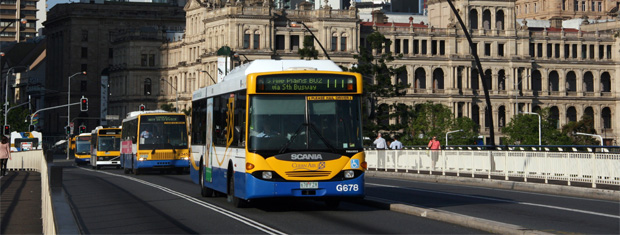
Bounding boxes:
[515,0,620,20]
[151,0,617,145]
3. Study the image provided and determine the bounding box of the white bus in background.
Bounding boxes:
[10,131,43,152]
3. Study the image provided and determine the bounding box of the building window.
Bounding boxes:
[141,54,147,66]
[403,39,409,54]
[340,35,347,51]
[144,78,152,96]
[149,54,155,67]
[484,43,491,56]
[109,48,113,59]
[582,44,587,59]
[555,44,560,58]
[275,35,285,50]
[243,32,250,49]
[395,39,401,54]
[82,30,88,42]
[439,40,445,55]
[606,45,612,59]
[421,40,427,54]
[290,35,299,51]
[431,40,437,55]
[81,47,88,58]
[498,43,504,57]
[413,40,419,54]
[331,34,337,51]
[253,31,260,49]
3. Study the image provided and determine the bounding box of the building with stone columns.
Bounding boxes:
[147,0,617,145]
[515,0,620,20]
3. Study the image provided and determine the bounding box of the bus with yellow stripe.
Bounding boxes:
[74,133,92,165]
[120,111,189,175]
[190,60,366,207]
[90,127,122,170]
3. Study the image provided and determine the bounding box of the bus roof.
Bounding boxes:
[193,60,343,100]
[122,110,184,123]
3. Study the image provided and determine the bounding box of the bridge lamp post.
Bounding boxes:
[574,132,603,146]
[4,65,29,127]
[160,78,179,113]
[67,71,86,160]
[446,129,463,147]
[520,111,541,148]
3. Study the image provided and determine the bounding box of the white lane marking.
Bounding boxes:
[79,168,287,235]
[367,182,620,219]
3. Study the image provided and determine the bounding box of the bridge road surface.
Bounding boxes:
[364,176,620,235]
[58,163,486,234]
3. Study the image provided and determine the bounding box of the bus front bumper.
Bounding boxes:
[242,172,365,199]
[135,159,189,169]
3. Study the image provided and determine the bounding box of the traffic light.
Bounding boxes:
[139,104,145,111]
[65,126,71,135]
[29,125,35,132]
[79,125,86,134]
[80,97,88,112]
[3,125,9,135]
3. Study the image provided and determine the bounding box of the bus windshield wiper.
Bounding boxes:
[278,122,307,154]
[308,123,338,153]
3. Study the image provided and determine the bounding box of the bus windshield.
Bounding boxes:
[139,115,188,150]
[248,95,362,152]
[76,137,91,155]
[98,136,121,152]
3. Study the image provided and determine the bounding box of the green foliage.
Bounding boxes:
[502,108,572,145]
[160,103,176,112]
[298,35,318,59]
[400,102,477,146]
[561,115,599,145]
[0,103,30,132]
[350,31,408,139]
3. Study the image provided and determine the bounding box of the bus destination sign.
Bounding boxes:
[257,74,356,93]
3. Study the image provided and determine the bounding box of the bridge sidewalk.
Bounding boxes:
[1,171,42,234]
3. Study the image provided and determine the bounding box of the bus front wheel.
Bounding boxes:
[227,171,246,208]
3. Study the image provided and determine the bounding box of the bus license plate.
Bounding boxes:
[300,182,318,189]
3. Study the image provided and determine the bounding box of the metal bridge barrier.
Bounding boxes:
[365,149,620,188]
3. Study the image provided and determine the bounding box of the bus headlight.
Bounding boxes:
[344,170,355,178]
[262,171,272,179]
[98,157,104,161]
[139,155,148,161]
[180,157,189,161]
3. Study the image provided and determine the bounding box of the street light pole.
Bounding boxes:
[521,111,541,147]
[67,71,86,160]
[4,66,28,128]
[446,129,463,147]
[291,21,331,60]
[575,132,604,146]
[160,78,179,113]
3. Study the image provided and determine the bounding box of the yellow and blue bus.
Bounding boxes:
[90,127,122,170]
[120,111,189,175]
[74,133,92,165]
[190,60,366,207]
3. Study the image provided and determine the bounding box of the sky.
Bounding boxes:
[47,0,74,11]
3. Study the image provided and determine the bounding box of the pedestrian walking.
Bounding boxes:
[428,136,441,170]
[0,135,11,176]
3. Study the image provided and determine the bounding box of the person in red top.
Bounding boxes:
[0,135,11,176]
[428,136,441,170]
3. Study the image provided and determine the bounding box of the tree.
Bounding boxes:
[0,103,30,132]
[502,108,571,145]
[160,103,175,112]
[349,31,407,139]
[561,115,599,145]
[298,35,318,59]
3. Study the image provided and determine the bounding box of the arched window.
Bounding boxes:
[532,70,542,95]
[600,72,611,92]
[472,104,480,127]
[340,33,348,51]
[144,78,152,96]
[469,9,479,29]
[471,69,479,91]
[498,106,506,127]
[414,68,426,90]
[567,106,577,122]
[583,71,594,92]
[549,71,559,91]
[550,106,560,128]
[243,30,251,49]
[484,69,492,90]
[482,10,492,30]
[495,10,505,30]
[331,32,338,51]
[602,107,612,129]
[584,107,595,127]
[566,71,577,92]
[433,68,444,90]
[253,30,261,49]
[498,70,506,90]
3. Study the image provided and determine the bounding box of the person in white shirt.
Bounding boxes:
[390,136,403,150]
[373,133,387,149]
